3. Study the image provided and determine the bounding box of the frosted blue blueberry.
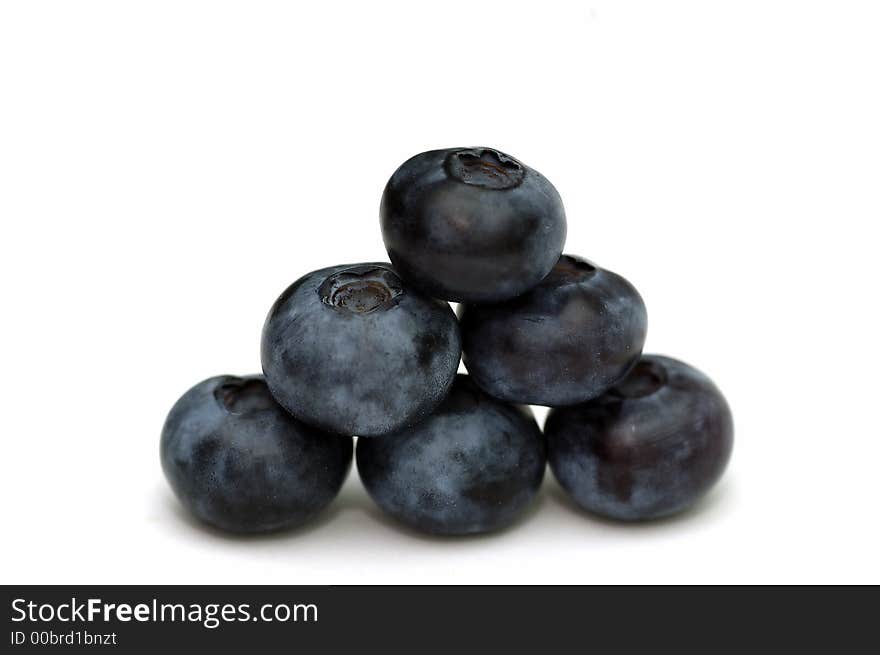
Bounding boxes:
[261,262,461,437]
[161,375,352,533]
[357,375,546,535]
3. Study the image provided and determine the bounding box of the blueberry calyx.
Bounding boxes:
[318,265,404,314]
[609,359,668,399]
[213,377,277,414]
[444,147,525,190]
[544,255,598,286]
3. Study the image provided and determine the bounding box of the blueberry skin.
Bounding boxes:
[380,147,567,303]
[545,355,733,521]
[261,262,461,437]
[161,375,353,533]
[459,255,647,407]
[357,375,546,535]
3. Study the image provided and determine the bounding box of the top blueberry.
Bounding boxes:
[380,147,567,303]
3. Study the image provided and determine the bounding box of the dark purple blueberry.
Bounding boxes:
[545,355,733,521]
[459,255,647,406]
[356,375,546,535]
[261,262,461,437]
[161,375,353,533]
[380,147,567,303]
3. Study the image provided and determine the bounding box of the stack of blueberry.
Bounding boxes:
[161,147,733,536]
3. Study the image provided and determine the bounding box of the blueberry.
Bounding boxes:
[160,375,353,533]
[545,356,733,521]
[261,262,461,437]
[356,375,546,535]
[459,255,647,407]
[380,147,567,303]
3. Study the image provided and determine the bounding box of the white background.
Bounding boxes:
[2,1,878,584]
